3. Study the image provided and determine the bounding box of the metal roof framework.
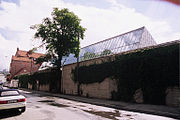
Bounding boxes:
[62,27,157,65]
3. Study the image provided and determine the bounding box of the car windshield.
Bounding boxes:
[0,90,19,97]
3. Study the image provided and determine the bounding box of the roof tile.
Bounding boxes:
[16,50,44,59]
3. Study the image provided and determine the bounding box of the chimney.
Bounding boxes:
[17,47,19,51]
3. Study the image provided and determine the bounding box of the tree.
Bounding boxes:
[32,8,86,69]
[81,49,112,61]
[81,52,96,61]
[100,49,112,56]
[35,53,52,64]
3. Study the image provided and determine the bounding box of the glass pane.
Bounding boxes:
[63,27,156,65]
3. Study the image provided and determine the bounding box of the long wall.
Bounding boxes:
[61,56,180,107]
[61,41,180,107]
[166,87,180,108]
[61,56,117,99]
[28,82,50,92]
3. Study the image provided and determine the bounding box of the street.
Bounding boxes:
[0,89,176,120]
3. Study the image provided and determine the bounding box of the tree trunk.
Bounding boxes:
[56,56,62,93]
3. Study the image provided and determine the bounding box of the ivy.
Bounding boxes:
[72,59,114,84]
[72,43,179,105]
[18,74,30,88]
[17,68,60,92]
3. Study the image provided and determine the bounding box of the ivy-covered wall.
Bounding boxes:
[18,68,61,92]
[17,74,29,88]
[72,42,179,105]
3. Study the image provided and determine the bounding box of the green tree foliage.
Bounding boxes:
[100,49,112,56]
[32,8,86,68]
[81,52,96,61]
[17,68,61,93]
[35,53,52,64]
[81,49,112,61]
[18,74,30,88]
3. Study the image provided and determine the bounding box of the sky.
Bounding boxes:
[0,0,179,71]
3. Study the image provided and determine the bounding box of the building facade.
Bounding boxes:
[9,48,44,79]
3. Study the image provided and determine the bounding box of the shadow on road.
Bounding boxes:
[20,92,49,98]
[0,110,22,119]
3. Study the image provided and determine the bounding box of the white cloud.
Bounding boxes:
[0,0,62,70]
[0,34,18,70]
[0,0,179,70]
[61,1,179,47]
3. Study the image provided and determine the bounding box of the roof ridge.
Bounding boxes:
[17,49,44,55]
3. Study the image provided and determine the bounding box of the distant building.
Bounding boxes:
[9,48,44,80]
[0,73,6,83]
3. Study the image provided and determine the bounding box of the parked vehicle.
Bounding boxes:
[0,89,26,113]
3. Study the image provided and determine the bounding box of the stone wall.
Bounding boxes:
[81,78,117,99]
[28,83,32,89]
[61,53,180,108]
[166,87,180,108]
[39,84,50,92]
[28,83,49,92]
[61,63,78,94]
[61,56,117,99]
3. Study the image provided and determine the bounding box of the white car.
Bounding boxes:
[0,89,26,113]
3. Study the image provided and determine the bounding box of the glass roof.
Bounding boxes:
[62,27,156,65]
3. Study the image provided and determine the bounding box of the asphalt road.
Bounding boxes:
[0,89,176,120]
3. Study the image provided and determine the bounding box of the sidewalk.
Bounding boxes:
[21,88,180,119]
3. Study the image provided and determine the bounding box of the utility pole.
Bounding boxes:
[77,33,80,96]
[30,57,33,75]
[30,57,34,89]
